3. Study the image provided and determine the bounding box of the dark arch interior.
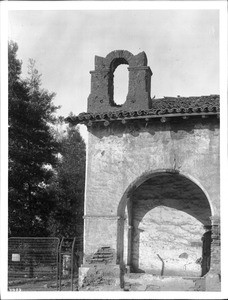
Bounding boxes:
[131,173,211,226]
[120,172,212,277]
[110,58,128,73]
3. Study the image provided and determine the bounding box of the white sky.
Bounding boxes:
[8,9,219,119]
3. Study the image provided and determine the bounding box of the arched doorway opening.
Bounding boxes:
[117,171,212,278]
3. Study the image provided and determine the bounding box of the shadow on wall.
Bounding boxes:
[88,117,218,140]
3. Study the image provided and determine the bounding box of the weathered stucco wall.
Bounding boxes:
[83,117,219,269]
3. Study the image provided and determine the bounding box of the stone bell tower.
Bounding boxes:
[87,50,152,113]
[67,50,220,291]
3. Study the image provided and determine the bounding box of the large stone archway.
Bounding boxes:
[118,171,212,278]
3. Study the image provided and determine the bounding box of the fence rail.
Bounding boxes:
[8,237,83,291]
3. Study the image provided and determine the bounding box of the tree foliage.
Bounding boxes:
[47,120,86,239]
[8,41,60,237]
[8,41,86,240]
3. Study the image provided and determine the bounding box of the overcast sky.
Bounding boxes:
[9,9,219,121]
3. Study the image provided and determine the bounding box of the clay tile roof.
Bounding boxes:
[66,95,219,125]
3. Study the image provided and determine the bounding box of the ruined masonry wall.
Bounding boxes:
[83,119,219,261]
[131,205,204,276]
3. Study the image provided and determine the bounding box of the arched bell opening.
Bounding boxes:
[117,171,212,278]
[109,58,129,107]
[113,64,129,106]
[87,50,152,113]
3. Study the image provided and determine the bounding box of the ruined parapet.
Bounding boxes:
[87,50,152,113]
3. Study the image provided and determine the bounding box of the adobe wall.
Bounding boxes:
[83,117,219,264]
